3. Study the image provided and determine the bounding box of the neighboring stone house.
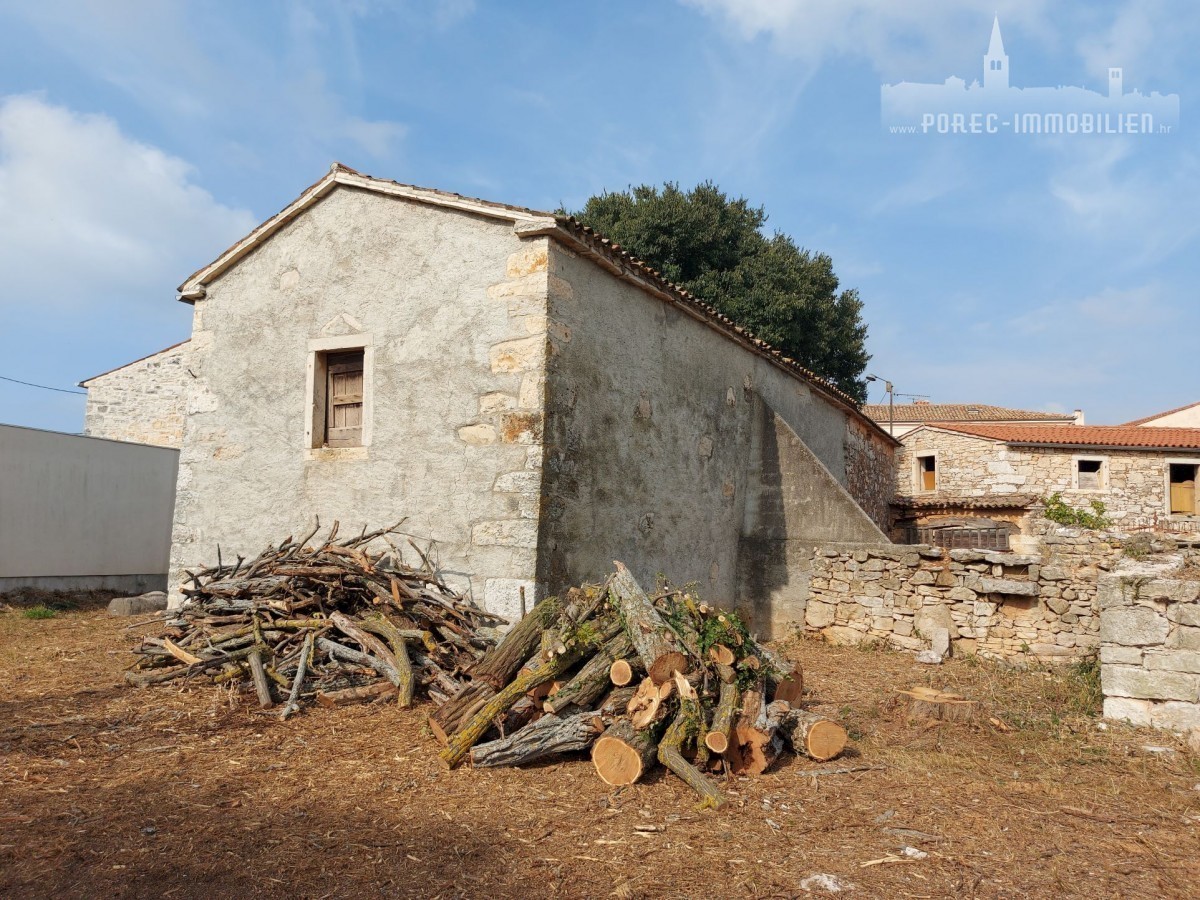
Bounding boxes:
[93,164,896,626]
[862,400,1082,438]
[1124,400,1200,428]
[895,423,1200,548]
[80,340,190,448]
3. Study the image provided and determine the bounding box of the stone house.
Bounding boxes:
[894,423,1200,548]
[91,164,896,626]
[861,400,1082,438]
[80,340,190,448]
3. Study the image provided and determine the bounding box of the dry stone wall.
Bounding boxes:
[805,530,1122,661]
[1099,572,1200,733]
[844,417,895,533]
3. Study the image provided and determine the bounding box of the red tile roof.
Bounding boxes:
[920,422,1200,451]
[1122,400,1200,426]
[862,402,1076,424]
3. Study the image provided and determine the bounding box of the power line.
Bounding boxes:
[0,374,87,396]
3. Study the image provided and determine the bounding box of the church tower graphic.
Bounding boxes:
[983,16,1009,90]
[881,15,1179,135]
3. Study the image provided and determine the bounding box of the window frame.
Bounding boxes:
[1165,458,1200,517]
[915,452,938,493]
[1071,455,1107,492]
[305,334,373,453]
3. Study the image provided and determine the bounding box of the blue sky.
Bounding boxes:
[0,0,1195,431]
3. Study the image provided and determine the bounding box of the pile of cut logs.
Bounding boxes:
[127,522,506,716]
[129,524,848,808]
[433,562,847,809]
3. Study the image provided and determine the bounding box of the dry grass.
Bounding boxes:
[1,609,1197,899]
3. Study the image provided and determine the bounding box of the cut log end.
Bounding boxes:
[803,719,848,762]
[609,658,634,686]
[592,722,657,786]
[647,651,689,685]
[704,731,729,754]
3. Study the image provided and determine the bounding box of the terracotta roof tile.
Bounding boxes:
[893,493,1041,510]
[862,402,1076,424]
[921,423,1200,451]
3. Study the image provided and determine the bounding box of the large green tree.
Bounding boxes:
[568,182,870,402]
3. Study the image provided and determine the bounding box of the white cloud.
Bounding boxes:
[0,94,255,308]
[1010,284,1166,335]
[681,0,1053,80]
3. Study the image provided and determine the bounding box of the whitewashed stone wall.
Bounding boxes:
[805,529,1123,660]
[82,342,189,448]
[1100,573,1200,732]
[898,429,1188,524]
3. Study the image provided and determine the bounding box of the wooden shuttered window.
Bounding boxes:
[1169,464,1197,516]
[918,455,937,491]
[325,350,364,447]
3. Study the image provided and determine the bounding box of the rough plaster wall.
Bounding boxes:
[1135,407,1200,428]
[169,187,550,620]
[82,342,189,448]
[897,430,1193,524]
[539,241,884,618]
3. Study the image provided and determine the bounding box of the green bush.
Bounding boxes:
[1043,492,1111,529]
[22,605,56,620]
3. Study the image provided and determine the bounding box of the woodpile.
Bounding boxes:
[127,522,506,715]
[128,523,850,808]
[433,561,848,808]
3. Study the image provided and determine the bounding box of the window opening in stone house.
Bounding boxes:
[1076,459,1104,491]
[918,454,937,491]
[324,350,364,447]
[1169,463,1197,515]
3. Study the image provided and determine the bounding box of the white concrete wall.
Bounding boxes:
[169,187,549,618]
[0,425,178,592]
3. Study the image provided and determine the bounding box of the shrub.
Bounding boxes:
[1043,492,1111,529]
[22,605,56,620]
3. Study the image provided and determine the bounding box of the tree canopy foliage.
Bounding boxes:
[568,182,869,402]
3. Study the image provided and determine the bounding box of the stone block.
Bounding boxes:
[914,604,958,639]
[887,633,924,652]
[1150,702,1200,733]
[1039,566,1068,581]
[825,625,865,646]
[806,601,836,628]
[892,618,914,637]
[1144,650,1200,674]
[930,627,951,657]
[108,592,168,616]
[983,552,1039,566]
[980,577,1040,597]
[1167,604,1200,627]
[949,549,988,563]
[458,423,496,445]
[935,568,957,588]
[1100,645,1143,666]
[947,586,976,603]
[1103,696,1153,726]
[489,335,544,373]
[1167,627,1200,650]
[471,519,537,550]
[1102,665,1199,702]
[1045,597,1069,616]
[1030,643,1075,658]
[915,650,943,665]
[493,470,540,494]
[909,570,936,585]
[1100,606,1170,647]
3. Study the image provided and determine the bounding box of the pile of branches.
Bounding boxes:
[127,522,506,716]
[433,562,847,809]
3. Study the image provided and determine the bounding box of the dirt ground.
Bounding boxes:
[1,609,1197,899]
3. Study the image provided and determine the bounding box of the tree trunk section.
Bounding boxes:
[781,708,848,761]
[359,613,416,707]
[439,645,584,769]
[469,595,558,690]
[545,631,634,715]
[705,680,740,755]
[429,680,496,746]
[729,690,786,775]
[592,720,658,785]
[470,711,604,767]
[611,561,685,684]
[657,699,727,809]
[247,649,274,708]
